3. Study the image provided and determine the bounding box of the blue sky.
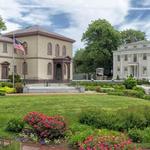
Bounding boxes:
[0,0,150,52]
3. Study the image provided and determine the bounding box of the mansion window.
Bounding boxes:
[47,43,52,55]
[117,67,120,72]
[47,63,52,75]
[124,67,128,72]
[62,45,66,56]
[124,55,128,61]
[117,55,120,62]
[143,53,147,60]
[64,64,66,75]
[55,44,60,57]
[3,42,7,53]
[143,67,147,75]
[133,54,137,62]
[22,62,28,75]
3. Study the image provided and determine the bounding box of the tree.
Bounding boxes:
[81,19,121,75]
[121,29,146,44]
[0,16,6,33]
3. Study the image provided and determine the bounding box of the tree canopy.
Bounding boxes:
[74,19,121,75]
[121,29,146,44]
[0,16,6,33]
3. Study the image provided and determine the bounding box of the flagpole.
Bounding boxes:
[12,33,15,88]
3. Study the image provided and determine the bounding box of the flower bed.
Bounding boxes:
[24,112,66,140]
[79,135,141,150]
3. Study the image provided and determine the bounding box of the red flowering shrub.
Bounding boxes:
[79,134,142,150]
[24,112,66,140]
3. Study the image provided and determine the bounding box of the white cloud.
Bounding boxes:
[0,0,130,51]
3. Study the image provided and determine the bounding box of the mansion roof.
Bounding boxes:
[116,40,150,52]
[3,25,75,43]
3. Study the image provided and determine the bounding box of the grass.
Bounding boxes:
[0,94,150,138]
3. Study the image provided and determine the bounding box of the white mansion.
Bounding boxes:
[113,41,150,80]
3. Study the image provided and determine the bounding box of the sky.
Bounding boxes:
[0,0,150,53]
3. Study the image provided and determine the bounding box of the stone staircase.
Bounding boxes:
[23,84,85,93]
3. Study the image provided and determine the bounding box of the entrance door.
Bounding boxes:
[55,63,62,81]
[1,63,9,79]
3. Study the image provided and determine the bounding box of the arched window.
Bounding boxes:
[47,43,52,55]
[62,45,66,56]
[55,44,60,57]
[47,63,52,75]
[23,42,28,55]
[22,62,28,75]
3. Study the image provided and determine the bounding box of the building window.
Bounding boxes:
[117,67,120,72]
[133,54,137,62]
[47,63,52,75]
[143,67,147,75]
[14,65,17,74]
[143,53,147,60]
[117,55,120,62]
[124,46,128,49]
[3,42,7,53]
[143,45,147,47]
[124,55,128,61]
[124,67,128,72]
[23,42,28,55]
[55,44,60,57]
[133,45,137,48]
[22,62,28,75]
[62,46,66,56]
[47,43,52,55]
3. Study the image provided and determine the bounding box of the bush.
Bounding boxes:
[79,106,150,131]
[24,112,66,140]
[128,128,142,143]
[123,76,137,89]
[133,86,145,94]
[8,74,22,83]
[15,83,23,93]
[0,91,5,96]
[5,118,25,133]
[79,134,139,150]
[0,82,13,88]
[143,95,150,100]
[0,87,16,94]
[123,90,144,99]
[108,91,124,96]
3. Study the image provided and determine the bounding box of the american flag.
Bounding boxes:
[13,38,25,54]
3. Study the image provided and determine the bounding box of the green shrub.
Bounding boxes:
[79,109,117,130]
[100,88,114,93]
[143,95,150,100]
[141,127,150,143]
[8,74,22,83]
[79,106,150,131]
[123,90,144,99]
[108,91,124,96]
[0,82,13,88]
[0,87,16,94]
[6,118,25,133]
[123,76,137,89]
[15,83,23,93]
[0,91,5,96]
[133,86,145,94]
[128,128,142,143]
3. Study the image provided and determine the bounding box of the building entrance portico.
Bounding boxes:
[128,64,139,78]
[53,56,71,83]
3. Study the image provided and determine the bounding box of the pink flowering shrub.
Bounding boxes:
[24,112,66,140]
[79,135,142,150]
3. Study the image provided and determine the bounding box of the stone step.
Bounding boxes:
[23,86,85,93]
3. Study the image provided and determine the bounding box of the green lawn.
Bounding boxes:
[0,94,150,138]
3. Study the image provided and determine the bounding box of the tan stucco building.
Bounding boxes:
[113,41,150,80]
[0,26,75,83]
